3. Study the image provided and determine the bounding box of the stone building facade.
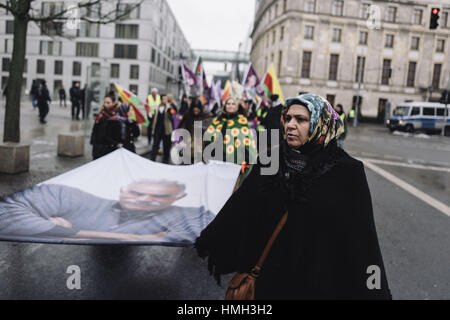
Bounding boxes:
[251,0,450,117]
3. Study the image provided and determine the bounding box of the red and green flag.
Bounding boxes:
[114,83,149,126]
[261,64,285,104]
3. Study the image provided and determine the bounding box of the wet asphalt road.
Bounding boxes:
[0,102,449,299]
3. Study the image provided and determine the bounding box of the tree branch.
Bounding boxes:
[26,0,143,40]
[0,0,20,16]
[27,0,102,22]
[80,1,144,25]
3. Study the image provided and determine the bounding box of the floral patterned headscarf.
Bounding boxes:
[284,93,344,147]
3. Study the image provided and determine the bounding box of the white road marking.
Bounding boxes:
[361,159,450,217]
[359,157,450,173]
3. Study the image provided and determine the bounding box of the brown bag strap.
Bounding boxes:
[251,211,288,276]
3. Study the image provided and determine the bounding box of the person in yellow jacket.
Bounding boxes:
[146,88,161,145]
[335,104,347,149]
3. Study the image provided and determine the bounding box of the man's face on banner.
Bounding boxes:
[119,181,187,212]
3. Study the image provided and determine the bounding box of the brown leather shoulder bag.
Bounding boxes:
[225,211,288,300]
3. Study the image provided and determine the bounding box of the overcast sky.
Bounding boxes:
[166,0,256,52]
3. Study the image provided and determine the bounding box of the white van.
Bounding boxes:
[387,102,450,136]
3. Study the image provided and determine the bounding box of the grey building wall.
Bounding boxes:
[251,0,450,117]
[0,0,190,100]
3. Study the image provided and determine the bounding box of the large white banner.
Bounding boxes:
[0,149,241,245]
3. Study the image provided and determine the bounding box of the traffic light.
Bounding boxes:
[430,7,440,29]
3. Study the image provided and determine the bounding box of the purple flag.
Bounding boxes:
[244,64,264,97]
[181,62,197,94]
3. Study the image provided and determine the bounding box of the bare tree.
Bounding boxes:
[0,0,142,143]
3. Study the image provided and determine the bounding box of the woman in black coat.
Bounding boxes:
[90,95,122,160]
[195,93,391,300]
[117,103,141,154]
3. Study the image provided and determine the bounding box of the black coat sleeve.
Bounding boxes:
[195,164,262,280]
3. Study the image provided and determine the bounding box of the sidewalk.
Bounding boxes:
[0,100,151,197]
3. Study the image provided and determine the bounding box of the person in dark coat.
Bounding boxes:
[37,81,51,124]
[195,93,392,300]
[70,82,82,120]
[150,94,176,164]
[30,80,39,109]
[59,85,67,108]
[179,94,189,115]
[116,103,141,154]
[80,84,87,119]
[90,95,122,160]
[176,98,212,163]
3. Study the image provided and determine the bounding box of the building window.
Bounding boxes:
[73,61,81,76]
[381,59,391,85]
[359,31,368,45]
[283,0,287,13]
[114,44,137,59]
[280,26,284,41]
[411,37,420,50]
[442,12,449,28]
[76,42,99,57]
[328,54,339,81]
[432,64,442,89]
[110,64,120,78]
[4,39,13,53]
[406,62,416,87]
[6,20,14,34]
[2,58,10,72]
[277,50,283,77]
[53,80,63,94]
[82,3,101,18]
[41,2,64,16]
[326,95,336,108]
[116,3,140,19]
[301,51,312,78]
[361,3,370,19]
[129,84,138,94]
[272,29,276,44]
[386,6,397,23]
[305,0,316,13]
[355,56,365,83]
[151,48,156,63]
[304,25,314,39]
[91,62,100,76]
[385,34,394,48]
[332,0,344,17]
[436,39,445,53]
[115,24,139,39]
[40,40,53,55]
[78,22,100,37]
[40,21,63,36]
[54,60,63,75]
[332,28,342,42]
[413,9,423,25]
[37,59,45,74]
